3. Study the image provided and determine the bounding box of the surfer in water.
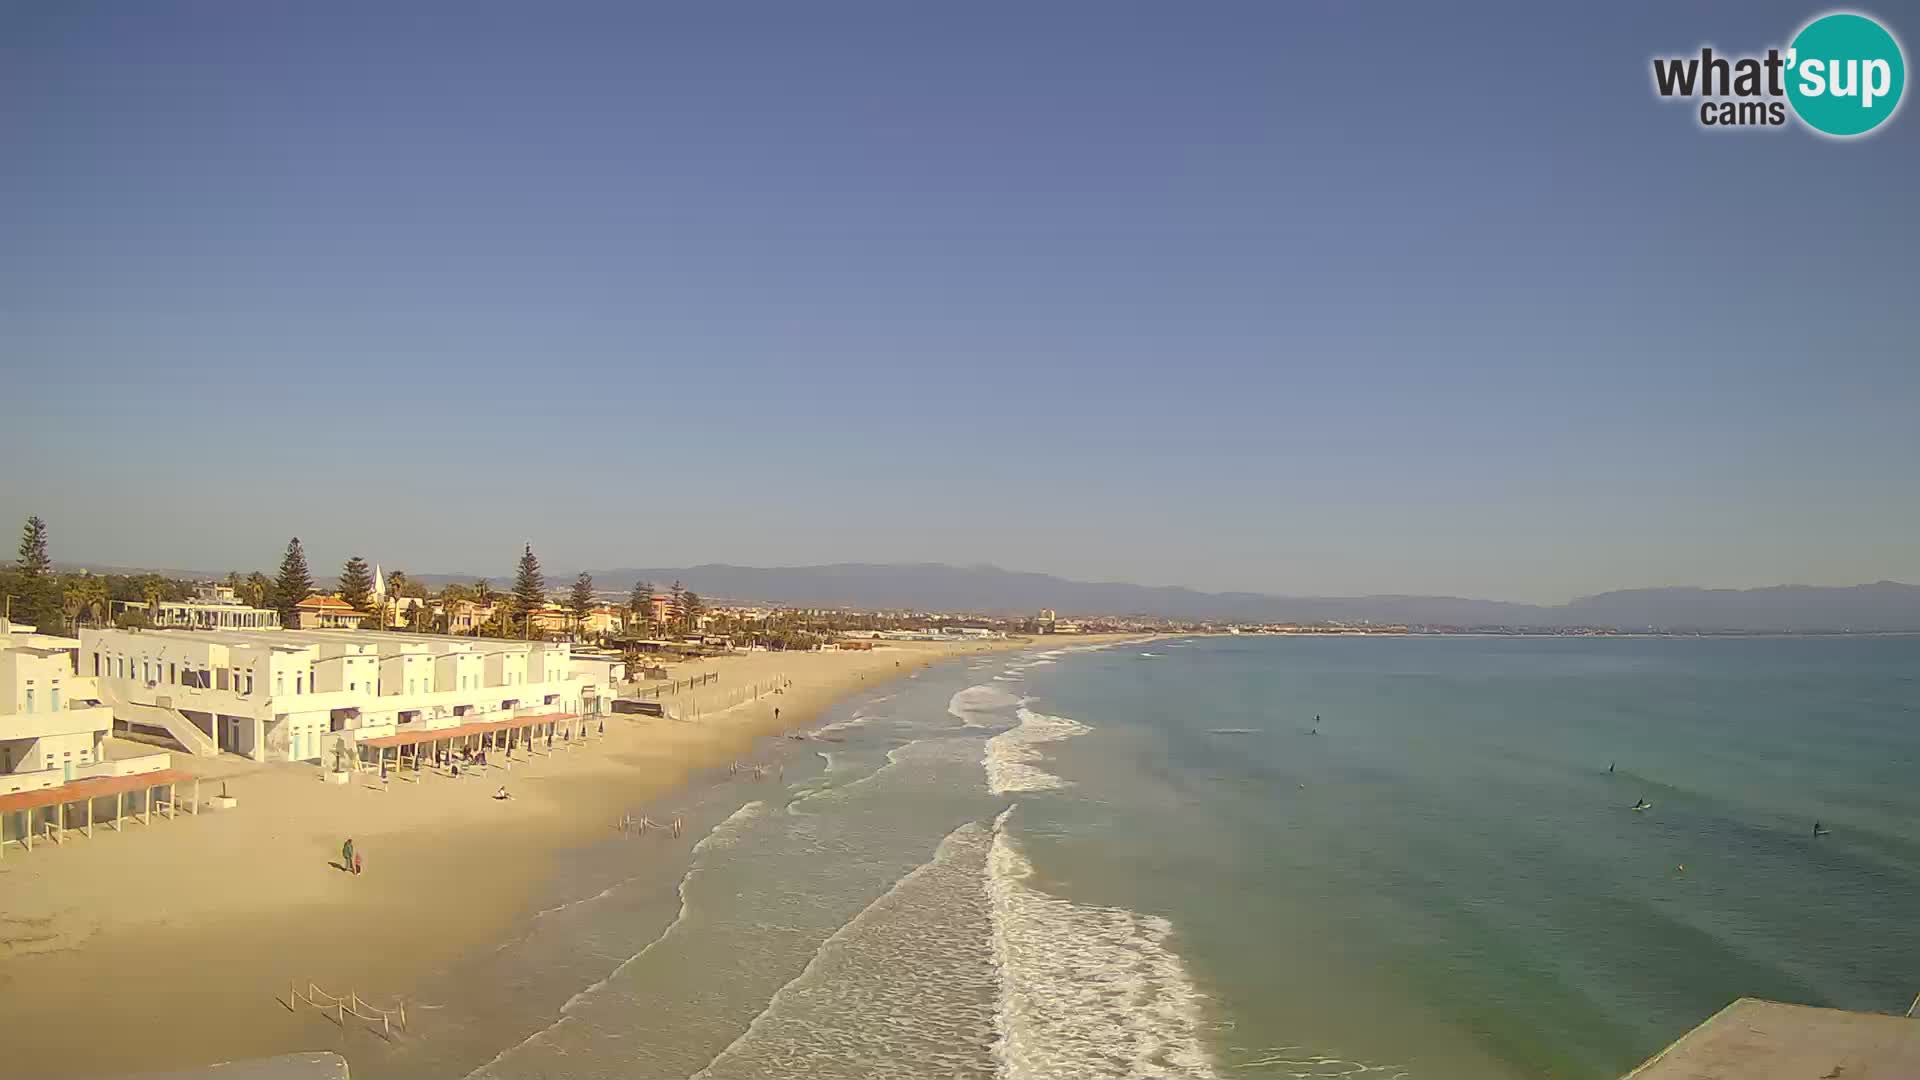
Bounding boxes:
[1608,762,1615,774]
[1632,797,1650,810]
[1813,821,1830,836]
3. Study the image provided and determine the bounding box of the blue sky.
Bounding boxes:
[3,2,1915,603]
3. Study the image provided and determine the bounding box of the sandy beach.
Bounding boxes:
[0,635,1136,1078]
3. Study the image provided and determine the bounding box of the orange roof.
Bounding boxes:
[296,595,362,613]
[359,713,579,750]
[0,768,193,815]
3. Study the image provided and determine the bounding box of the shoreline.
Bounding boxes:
[0,634,1145,1078]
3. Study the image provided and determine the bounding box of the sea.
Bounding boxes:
[357,634,1920,1080]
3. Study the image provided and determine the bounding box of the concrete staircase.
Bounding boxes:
[95,682,219,757]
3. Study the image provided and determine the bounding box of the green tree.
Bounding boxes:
[274,538,315,625]
[339,555,375,613]
[511,544,546,630]
[63,575,110,628]
[240,571,273,609]
[570,571,596,635]
[13,515,61,630]
[629,579,653,627]
[682,590,704,634]
[668,580,686,633]
[17,515,51,577]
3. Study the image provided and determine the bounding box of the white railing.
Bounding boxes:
[0,769,62,795]
[0,752,171,794]
[80,753,171,779]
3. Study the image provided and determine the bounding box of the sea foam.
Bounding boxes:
[987,808,1214,1079]
[950,684,1023,728]
[984,707,1089,795]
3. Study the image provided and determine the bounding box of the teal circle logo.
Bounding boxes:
[1786,12,1906,136]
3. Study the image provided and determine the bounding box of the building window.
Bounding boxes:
[51,688,61,711]
[170,663,177,683]
[24,689,34,713]
[245,674,254,695]
[93,653,101,676]
[296,675,303,695]
[276,674,284,695]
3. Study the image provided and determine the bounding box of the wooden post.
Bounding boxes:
[168,782,177,819]
[57,801,65,844]
[85,796,92,838]
[142,785,151,825]
[114,790,123,832]
[193,777,201,815]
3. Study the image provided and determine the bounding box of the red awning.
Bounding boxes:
[359,714,578,750]
[0,769,193,815]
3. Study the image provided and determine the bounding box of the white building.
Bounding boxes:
[81,626,594,764]
[133,584,282,631]
[1,619,152,794]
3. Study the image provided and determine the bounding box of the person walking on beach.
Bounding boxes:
[342,837,354,873]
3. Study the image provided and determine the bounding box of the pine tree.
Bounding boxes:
[511,544,546,628]
[570,571,596,628]
[669,580,685,632]
[13,515,59,629]
[273,538,314,625]
[339,555,375,613]
[16,515,51,577]
[682,590,704,633]
[629,580,654,632]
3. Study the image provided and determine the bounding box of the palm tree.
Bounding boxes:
[63,577,109,629]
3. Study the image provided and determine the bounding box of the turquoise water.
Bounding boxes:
[358,635,1920,1080]
[1028,635,1920,1078]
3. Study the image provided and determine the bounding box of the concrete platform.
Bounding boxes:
[1627,998,1920,1080]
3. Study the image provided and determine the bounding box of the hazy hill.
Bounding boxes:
[63,560,1920,631]
[553,564,1920,632]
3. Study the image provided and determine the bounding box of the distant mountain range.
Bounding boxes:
[58,559,1920,632]
[430,563,1920,633]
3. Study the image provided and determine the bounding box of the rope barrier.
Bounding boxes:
[618,812,685,837]
[290,980,408,1038]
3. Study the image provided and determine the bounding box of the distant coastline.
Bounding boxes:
[46,560,1920,634]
